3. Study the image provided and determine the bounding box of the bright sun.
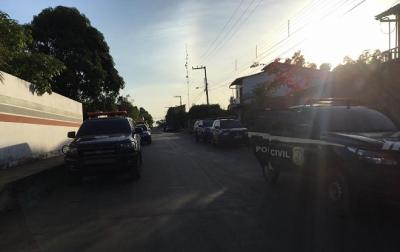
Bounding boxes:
[300,0,389,67]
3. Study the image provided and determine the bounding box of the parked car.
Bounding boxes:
[248,98,400,215]
[193,119,214,142]
[136,124,152,144]
[63,111,143,183]
[211,119,248,146]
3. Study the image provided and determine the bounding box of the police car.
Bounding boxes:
[63,111,143,183]
[248,98,400,213]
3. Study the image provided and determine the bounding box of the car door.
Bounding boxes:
[269,109,320,173]
[212,120,220,139]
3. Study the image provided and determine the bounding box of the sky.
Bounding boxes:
[1,0,398,120]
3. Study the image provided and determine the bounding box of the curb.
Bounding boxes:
[0,158,64,213]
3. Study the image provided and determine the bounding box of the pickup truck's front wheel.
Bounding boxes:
[262,162,280,184]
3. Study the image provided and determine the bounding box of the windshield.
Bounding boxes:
[319,108,397,132]
[220,120,241,129]
[77,119,131,137]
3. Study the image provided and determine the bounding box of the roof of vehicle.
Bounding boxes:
[87,111,129,120]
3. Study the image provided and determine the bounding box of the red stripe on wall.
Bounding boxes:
[0,113,81,127]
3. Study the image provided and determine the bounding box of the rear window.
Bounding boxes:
[77,119,131,137]
[253,109,316,138]
[221,120,241,128]
[318,108,397,132]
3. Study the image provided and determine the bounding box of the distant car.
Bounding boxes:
[193,119,214,142]
[63,111,143,184]
[211,119,248,146]
[136,124,152,144]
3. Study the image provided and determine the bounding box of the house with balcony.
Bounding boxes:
[376,4,400,62]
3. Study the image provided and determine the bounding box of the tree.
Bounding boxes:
[166,105,186,129]
[290,50,305,67]
[187,104,232,120]
[0,11,64,92]
[307,62,317,69]
[319,63,331,71]
[116,95,140,120]
[29,6,124,107]
[139,107,154,127]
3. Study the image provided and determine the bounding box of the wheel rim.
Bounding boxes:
[328,179,344,202]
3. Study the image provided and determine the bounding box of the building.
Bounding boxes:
[229,62,332,111]
[376,4,400,62]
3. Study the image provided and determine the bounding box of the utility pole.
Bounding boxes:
[192,65,209,105]
[174,95,182,106]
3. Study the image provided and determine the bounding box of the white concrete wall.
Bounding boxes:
[0,71,82,169]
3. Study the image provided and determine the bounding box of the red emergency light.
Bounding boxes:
[87,111,128,119]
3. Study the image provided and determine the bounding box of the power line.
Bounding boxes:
[203,0,257,62]
[200,0,245,60]
[207,0,265,60]
[209,0,367,92]
[208,0,351,82]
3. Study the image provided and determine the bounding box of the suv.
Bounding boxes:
[193,119,214,142]
[248,99,400,213]
[211,119,248,146]
[63,111,142,183]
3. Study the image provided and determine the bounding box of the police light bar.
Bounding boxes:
[87,111,128,119]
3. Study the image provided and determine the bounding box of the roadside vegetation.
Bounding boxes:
[0,7,153,125]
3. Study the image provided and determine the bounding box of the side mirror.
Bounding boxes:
[67,131,76,138]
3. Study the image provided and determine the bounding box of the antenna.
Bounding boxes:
[185,44,190,110]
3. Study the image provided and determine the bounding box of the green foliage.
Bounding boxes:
[319,63,331,71]
[139,107,154,127]
[0,11,64,92]
[166,105,186,129]
[116,95,139,120]
[29,6,124,104]
[307,62,317,69]
[290,50,306,67]
[187,104,232,119]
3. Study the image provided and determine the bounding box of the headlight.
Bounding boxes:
[62,145,78,155]
[120,142,135,149]
[347,147,397,165]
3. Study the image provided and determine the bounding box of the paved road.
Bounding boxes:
[2,132,400,252]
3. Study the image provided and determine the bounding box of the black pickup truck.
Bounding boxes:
[63,111,142,183]
[248,99,400,214]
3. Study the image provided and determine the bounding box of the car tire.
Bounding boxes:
[262,162,280,184]
[320,168,355,218]
[128,153,142,182]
